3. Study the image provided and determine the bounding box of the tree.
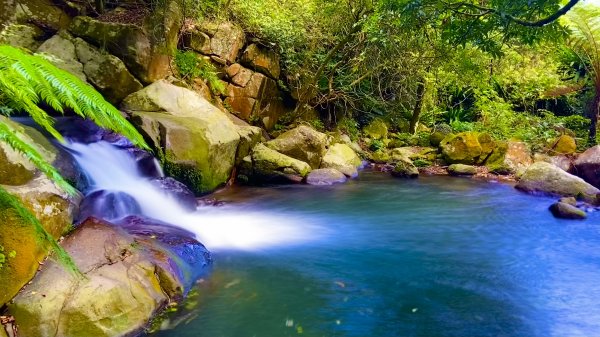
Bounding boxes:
[564,4,600,144]
[0,45,149,272]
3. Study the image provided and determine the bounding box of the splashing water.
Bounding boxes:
[66,141,321,251]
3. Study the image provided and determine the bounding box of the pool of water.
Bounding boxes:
[148,172,600,337]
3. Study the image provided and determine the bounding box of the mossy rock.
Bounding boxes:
[391,158,419,178]
[550,134,577,155]
[251,143,312,181]
[370,150,391,164]
[321,143,361,177]
[440,131,496,165]
[266,125,328,169]
[549,202,587,220]
[363,118,388,140]
[448,164,477,176]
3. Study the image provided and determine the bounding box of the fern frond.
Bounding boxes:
[0,119,76,195]
[0,185,80,275]
[0,45,149,150]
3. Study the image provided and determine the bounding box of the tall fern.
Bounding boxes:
[0,44,149,273]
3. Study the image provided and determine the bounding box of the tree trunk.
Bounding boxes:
[589,92,600,145]
[409,78,427,134]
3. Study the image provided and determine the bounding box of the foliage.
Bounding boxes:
[0,245,16,269]
[174,49,225,95]
[369,139,385,151]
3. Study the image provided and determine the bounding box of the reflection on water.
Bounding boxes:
[149,173,600,337]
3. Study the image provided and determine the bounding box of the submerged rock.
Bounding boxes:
[78,190,141,223]
[150,177,197,211]
[266,125,327,169]
[306,168,347,185]
[549,202,587,220]
[516,162,600,203]
[9,217,210,337]
[448,164,477,176]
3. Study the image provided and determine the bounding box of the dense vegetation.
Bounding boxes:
[180,0,597,150]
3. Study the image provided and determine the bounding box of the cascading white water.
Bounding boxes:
[67,141,321,251]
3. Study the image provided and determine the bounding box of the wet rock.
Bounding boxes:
[549,202,587,220]
[150,177,197,211]
[306,168,347,185]
[391,158,419,178]
[78,190,141,223]
[8,217,210,337]
[516,162,600,203]
[559,196,577,206]
[572,145,600,188]
[266,125,328,169]
[321,143,362,178]
[448,164,477,176]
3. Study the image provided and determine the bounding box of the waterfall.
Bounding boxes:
[66,141,319,251]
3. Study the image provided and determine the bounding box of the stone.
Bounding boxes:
[572,145,600,188]
[363,118,388,140]
[391,158,419,178]
[266,125,328,169]
[73,37,143,104]
[321,143,362,178]
[224,96,258,120]
[0,0,71,31]
[516,162,600,203]
[210,22,245,64]
[550,155,574,172]
[0,23,45,51]
[8,217,210,337]
[37,32,87,82]
[241,44,281,79]
[250,143,311,182]
[549,202,587,220]
[429,124,453,147]
[306,168,347,185]
[150,177,197,211]
[448,164,477,176]
[370,150,391,164]
[559,196,577,206]
[230,65,254,87]
[123,80,240,194]
[187,30,211,54]
[550,134,577,154]
[235,125,262,165]
[78,190,142,223]
[390,147,419,162]
[69,2,181,84]
[440,131,496,165]
[486,141,532,175]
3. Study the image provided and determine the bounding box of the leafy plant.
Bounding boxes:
[174,50,225,95]
[0,45,149,273]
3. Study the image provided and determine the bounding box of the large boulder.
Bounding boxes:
[266,125,327,169]
[320,143,362,177]
[306,168,347,186]
[0,0,71,31]
[37,32,87,82]
[241,44,281,79]
[235,125,262,165]
[549,134,577,155]
[440,132,496,165]
[248,143,311,183]
[516,162,600,203]
[8,217,211,337]
[0,23,45,51]
[209,22,245,64]
[69,1,182,84]
[0,117,80,306]
[123,80,241,194]
[486,141,533,175]
[73,37,143,104]
[572,145,600,188]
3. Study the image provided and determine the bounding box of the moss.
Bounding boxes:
[163,160,205,196]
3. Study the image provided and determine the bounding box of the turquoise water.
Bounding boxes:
[149,173,600,337]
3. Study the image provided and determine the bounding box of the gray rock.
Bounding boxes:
[448,164,477,176]
[306,168,347,185]
[549,202,587,220]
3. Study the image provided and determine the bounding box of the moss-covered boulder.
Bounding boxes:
[516,162,600,203]
[429,124,453,147]
[440,132,496,165]
[123,80,240,194]
[549,202,587,220]
[73,37,143,104]
[266,125,327,169]
[391,158,419,178]
[363,118,388,140]
[8,217,211,337]
[550,134,577,155]
[0,23,45,51]
[249,143,312,183]
[0,0,71,31]
[321,143,362,177]
[486,141,532,175]
[306,168,347,186]
[0,117,80,306]
[448,164,477,176]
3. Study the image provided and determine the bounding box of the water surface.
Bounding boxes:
[149,173,600,337]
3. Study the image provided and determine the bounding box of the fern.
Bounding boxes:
[0,44,150,274]
[0,45,149,150]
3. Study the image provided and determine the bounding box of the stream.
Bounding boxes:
[67,140,600,337]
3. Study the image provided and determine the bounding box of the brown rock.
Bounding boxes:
[572,145,600,187]
[241,44,281,78]
[210,22,245,64]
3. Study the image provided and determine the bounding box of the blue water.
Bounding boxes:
[149,172,600,337]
